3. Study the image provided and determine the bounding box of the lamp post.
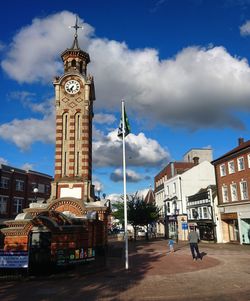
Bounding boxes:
[163,200,169,239]
[33,187,38,203]
[172,197,178,243]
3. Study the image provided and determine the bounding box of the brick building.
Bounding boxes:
[212,138,250,244]
[0,164,52,224]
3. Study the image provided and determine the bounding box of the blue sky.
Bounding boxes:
[1,0,250,198]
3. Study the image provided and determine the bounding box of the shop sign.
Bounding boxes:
[182,222,188,230]
[221,213,238,220]
[0,251,29,268]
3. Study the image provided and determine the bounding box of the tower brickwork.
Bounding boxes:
[50,18,95,202]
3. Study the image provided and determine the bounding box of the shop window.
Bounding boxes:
[237,157,245,171]
[220,164,226,176]
[228,161,235,174]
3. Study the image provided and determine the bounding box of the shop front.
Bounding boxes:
[197,221,215,241]
[221,212,240,243]
[239,211,250,245]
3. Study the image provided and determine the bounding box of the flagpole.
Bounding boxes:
[122,99,129,270]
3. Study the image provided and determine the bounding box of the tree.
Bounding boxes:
[111,193,160,240]
[127,193,159,240]
[112,201,125,227]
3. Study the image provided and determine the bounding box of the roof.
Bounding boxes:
[212,140,250,164]
[144,189,155,204]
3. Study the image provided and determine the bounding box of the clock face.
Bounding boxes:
[65,80,80,94]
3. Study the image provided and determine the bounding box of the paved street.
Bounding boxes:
[0,239,249,301]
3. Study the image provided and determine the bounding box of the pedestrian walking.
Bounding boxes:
[188,226,202,261]
[168,237,175,254]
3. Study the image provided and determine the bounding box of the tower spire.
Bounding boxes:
[69,15,83,50]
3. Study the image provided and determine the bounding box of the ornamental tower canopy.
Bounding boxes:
[61,16,90,76]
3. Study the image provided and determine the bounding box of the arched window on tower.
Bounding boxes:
[71,59,76,68]
[75,113,81,140]
[63,113,68,140]
[79,62,83,74]
[65,61,69,72]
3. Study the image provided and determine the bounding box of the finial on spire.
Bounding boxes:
[68,15,83,50]
[69,15,83,38]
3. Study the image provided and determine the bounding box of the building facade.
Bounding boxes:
[186,185,222,242]
[155,158,216,240]
[0,164,52,224]
[212,138,250,244]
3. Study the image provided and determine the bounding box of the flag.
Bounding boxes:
[118,106,131,138]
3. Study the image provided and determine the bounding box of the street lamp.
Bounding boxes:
[172,197,178,243]
[163,199,169,239]
[33,187,38,203]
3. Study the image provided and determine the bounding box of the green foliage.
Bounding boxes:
[111,193,160,240]
[112,202,125,226]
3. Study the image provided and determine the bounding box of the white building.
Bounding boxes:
[156,160,216,239]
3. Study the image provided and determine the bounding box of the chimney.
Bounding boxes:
[193,156,199,165]
[238,137,244,146]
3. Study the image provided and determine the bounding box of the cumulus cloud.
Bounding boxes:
[93,130,169,168]
[1,11,93,84]
[240,20,250,36]
[0,116,55,150]
[2,11,250,131]
[110,168,144,183]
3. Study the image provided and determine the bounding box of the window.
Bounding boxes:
[15,180,24,191]
[45,185,50,194]
[240,181,248,200]
[228,161,235,174]
[220,164,226,176]
[198,207,202,218]
[248,154,250,168]
[230,183,238,202]
[0,196,8,214]
[237,157,245,171]
[0,177,9,189]
[13,198,23,214]
[222,185,229,202]
[166,186,169,196]
[167,202,170,213]
[203,207,208,219]
[38,184,45,193]
[173,183,176,194]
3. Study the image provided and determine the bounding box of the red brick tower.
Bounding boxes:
[51,17,95,202]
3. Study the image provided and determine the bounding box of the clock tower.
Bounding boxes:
[50,17,95,202]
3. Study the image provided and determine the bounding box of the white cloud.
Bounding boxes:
[0,115,55,150]
[110,168,144,183]
[21,163,34,171]
[0,157,8,165]
[94,113,116,124]
[93,130,169,168]
[240,20,250,36]
[2,11,250,134]
[1,11,94,84]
